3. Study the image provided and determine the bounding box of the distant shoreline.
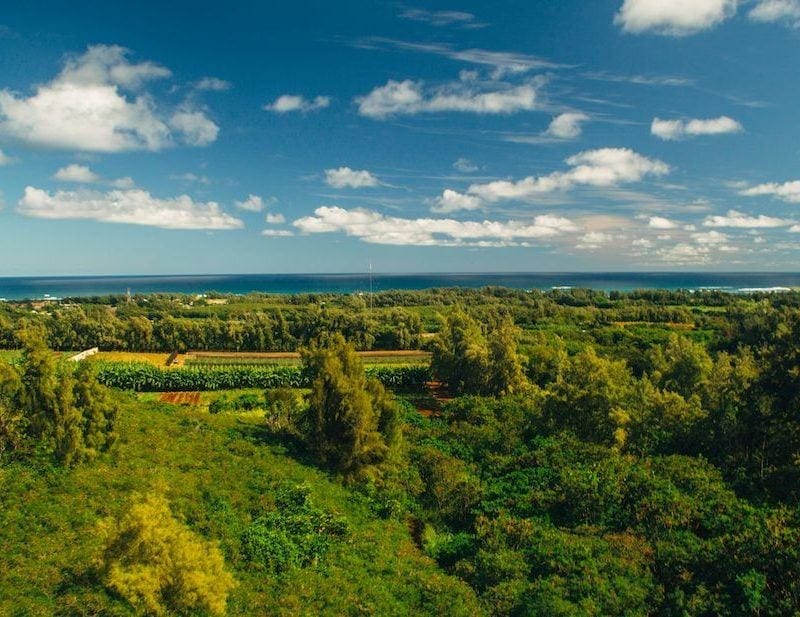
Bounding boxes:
[2,272,800,301]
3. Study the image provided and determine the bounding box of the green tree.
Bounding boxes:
[431,307,490,395]
[649,334,712,399]
[486,315,528,396]
[302,334,400,474]
[0,362,24,456]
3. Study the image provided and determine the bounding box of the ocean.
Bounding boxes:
[1,272,799,301]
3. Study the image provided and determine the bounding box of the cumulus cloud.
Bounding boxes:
[169,110,219,146]
[749,0,800,26]
[324,167,380,188]
[576,231,615,249]
[265,212,286,224]
[651,116,743,140]
[740,180,800,203]
[54,164,101,183]
[235,194,266,212]
[703,209,794,227]
[546,112,590,139]
[356,78,540,119]
[54,163,134,188]
[615,0,738,36]
[432,189,483,213]
[648,216,679,229]
[194,77,231,91]
[264,94,330,113]
[452,148,669,206]
[0,45,217,152]
[18,186,243,230]
[293,206,578,247]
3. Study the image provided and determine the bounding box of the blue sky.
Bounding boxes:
[1,0,800,275]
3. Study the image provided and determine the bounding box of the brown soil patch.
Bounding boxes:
[159,391,201,405]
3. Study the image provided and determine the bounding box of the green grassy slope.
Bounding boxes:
[0,393,480,616]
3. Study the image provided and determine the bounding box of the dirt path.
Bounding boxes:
[188,350,430,359]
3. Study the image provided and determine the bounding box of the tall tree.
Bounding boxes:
[302,334,399,474]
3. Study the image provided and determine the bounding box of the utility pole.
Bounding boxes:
[369,261,373,314]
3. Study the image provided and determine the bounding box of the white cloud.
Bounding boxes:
[264,94,330,113]
[651,116,743,140]
[749,0,800,26]
[0,148,11,165]
[110,176,135,189]
[648,216,678,229]
[170,172,210,185]
[577,231,615,249]
[462,148,669,203]
[703,209,794,227]
[656,243,712,264]
[546,112,590,139]
[169,110,219,146]
[235,194,265,212]
[453,158,479,173]
[18,186,243,230]
[356,79,539,119]
[432,189,483,213]
[265,212,286,224]
[261,229,293,237]
[194,77,231,91]
[54,164,101,183]
[0,45,216,152]
[359,39,564,77]
[55,163,134,188]
[791,225,800,232]
[740,180,800,203]
[615,0,738,36]
[399,8,484,28]
[293,206,578,247]
[324,167,380,189]
[692,230,730,244]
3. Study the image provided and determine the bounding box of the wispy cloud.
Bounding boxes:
[398,7,487,29]
[354,37,567,77]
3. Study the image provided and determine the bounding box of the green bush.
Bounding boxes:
[241,484,349,572]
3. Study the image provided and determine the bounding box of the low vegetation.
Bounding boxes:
[2,286,800,615]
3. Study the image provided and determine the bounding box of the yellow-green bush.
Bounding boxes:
[96,492,236,616]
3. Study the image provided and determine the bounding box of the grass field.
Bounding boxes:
[0,392,480,616]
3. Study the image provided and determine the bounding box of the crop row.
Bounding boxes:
[93,361,431,392]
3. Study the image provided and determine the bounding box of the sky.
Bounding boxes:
[1,0,800,275]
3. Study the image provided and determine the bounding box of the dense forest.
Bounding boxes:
[1,287,800,615]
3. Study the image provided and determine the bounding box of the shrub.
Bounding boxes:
[241,484,349,572]
[96,492,236,616]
